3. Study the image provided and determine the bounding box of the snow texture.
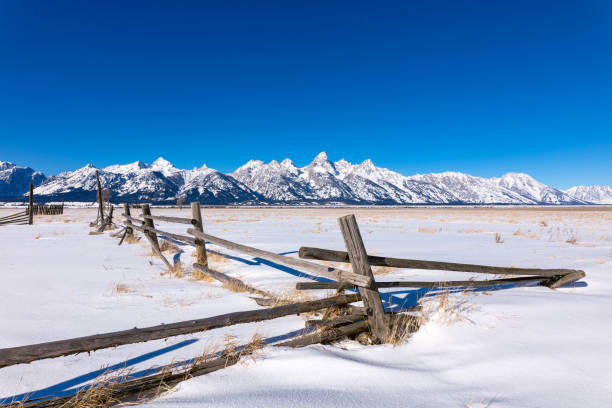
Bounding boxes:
[0,207,610,407]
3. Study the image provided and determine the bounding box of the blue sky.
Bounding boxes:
[1,0,610,189]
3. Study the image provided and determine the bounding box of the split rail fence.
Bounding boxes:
[0,201,587,406]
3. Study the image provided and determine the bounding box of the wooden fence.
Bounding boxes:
[27,204,64,216]
[0,181,36,227]
[0,202,587,406]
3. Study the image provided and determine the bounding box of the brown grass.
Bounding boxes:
[114,283,130,294]
[417,226,438,234]
[385,314,420,346]
[419,289,476,326]
[160,240,180,254]
[494,233,504,244]
[167,260,186,278]
[123,234,140,244]
[566,235,578,245]
[458,228,483,234]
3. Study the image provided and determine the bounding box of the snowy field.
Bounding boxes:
[0,206,611,407]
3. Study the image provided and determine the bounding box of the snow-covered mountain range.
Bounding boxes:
[0,161,45,199]
[1,154,609,205]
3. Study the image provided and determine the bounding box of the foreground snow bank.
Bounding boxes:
[0,207,610,407]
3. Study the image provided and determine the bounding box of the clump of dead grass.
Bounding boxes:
[114,283,130,294]
[494,233,504,244]
[566,235,578,245]
[417,226,438,234]
[167,260,186,278]
[419,289,476,327]
[385,314,420,346]
[123,234,140,244]
[458,228,483,234]
[160,240,180,254]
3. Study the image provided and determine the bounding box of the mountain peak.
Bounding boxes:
[313,151,329,162]
[0,161,16,170]
[152,157,175,169]
[280,158,295,168]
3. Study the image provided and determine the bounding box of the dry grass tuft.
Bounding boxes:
[566,235,578,245]
[417,226,438,234]
[458,228,483,234]
[114,283,130,294]
[494,233,504,244]
[33,234,41,240]
[270,289,314,306]
[385,314,420,346]
[123,234,140,244]
[419,289,476,326]
[539,220,548,227]
[160,240,180,254]
[168,261,186,278]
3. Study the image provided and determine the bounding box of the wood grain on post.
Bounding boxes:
[141,204,171,268]
[299,246,577,277]
[191,202,208,268]
[95,170,104,224]
[28,181,34,225]
[338,214,388,342]
[123,203,134,238]
[141,204,159,249]
[0,293,360,368]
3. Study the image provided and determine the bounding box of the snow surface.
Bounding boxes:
[565,185,612,204]
[0,207,611,407]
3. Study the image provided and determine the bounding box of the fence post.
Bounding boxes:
[123,203,134,238]
[337,214,388,343]
[96,170,104,225]
[191,202,208,268]
[28,181,34,225]
[142,204,160,249]
[141,204,171,268]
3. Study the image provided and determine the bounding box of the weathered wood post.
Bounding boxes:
[141,203,171,268]
[107,205,113,226]
[28,181,34,225]
[142,204,160,249]
[338,214,388,343]
[123,203,134,238]
[95,170,104,225]
[191,202,208,268]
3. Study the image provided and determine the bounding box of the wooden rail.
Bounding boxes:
[187,228,372,287]
[0,293,360,369]
[0,211,29,226]
[298,246,580,277]
[295,275,549,290]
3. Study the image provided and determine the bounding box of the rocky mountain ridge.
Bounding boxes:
[0,154,608,204]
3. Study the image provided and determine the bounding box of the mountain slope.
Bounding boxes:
[0,161,46,198]
[1,154,597,205]
[565,185,612,204]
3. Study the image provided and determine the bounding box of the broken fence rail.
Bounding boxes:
[298,246,585,289]
[0,293,360,369]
